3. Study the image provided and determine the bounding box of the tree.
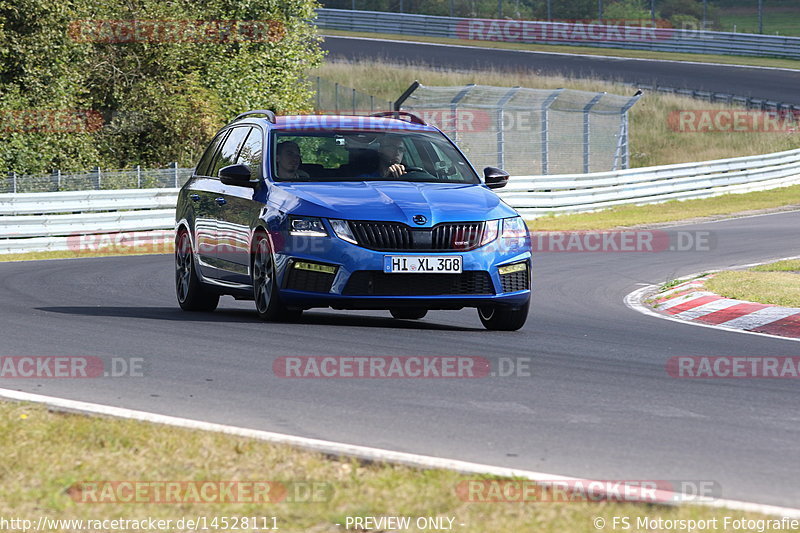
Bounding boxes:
[0,0,325,173]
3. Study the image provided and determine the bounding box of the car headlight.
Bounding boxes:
[480,219,499,246]
[328,219,357,244]
[501,216,528,239]
[289,216,328,237]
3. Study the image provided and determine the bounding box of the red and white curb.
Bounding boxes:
[625,258,800,343]
[652,275,800,339]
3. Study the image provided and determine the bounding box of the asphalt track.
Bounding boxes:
[322,35,800,105]
[2,210,799,508]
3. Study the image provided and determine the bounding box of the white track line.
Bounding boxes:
[323,34,800,73]
[1,387,798,517]
[625,255,800,344]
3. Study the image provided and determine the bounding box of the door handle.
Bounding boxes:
[215,197,227,206]
[190,194,200,202]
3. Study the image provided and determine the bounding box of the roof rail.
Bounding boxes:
[370,111,427,125]
[232,110,277,124]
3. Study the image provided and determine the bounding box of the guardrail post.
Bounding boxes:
[136,165,141,188]
[583,93,604,173]
[8,171,16,194]
[93,166,101,190]
[334,83,339,114]
[540,89,562,175]
[170,162,178,187]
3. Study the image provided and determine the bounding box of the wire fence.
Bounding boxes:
[400,83,640,175]
[2,164,193,194]
[310,76,393,115]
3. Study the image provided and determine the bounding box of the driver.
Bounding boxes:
[377,134,407,178]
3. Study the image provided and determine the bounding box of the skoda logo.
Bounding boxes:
[413,214,427,225]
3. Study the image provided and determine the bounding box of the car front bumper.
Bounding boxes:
[273,232,532,310]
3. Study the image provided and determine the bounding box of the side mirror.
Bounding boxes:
[484,167,510,189]
[219,164,257,187]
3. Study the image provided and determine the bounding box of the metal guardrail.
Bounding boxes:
[2,148,799,253]
[628,84,800,115]
[497,148,800,218]
[316,9,800,60]
[0,189,179,254]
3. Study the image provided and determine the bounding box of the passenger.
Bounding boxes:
[276,141,310,180]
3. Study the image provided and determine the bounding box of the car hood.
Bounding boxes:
[270,181,517,225]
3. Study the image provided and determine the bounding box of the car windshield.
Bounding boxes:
[271,129,480,184]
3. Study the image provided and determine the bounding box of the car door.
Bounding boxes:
[203,126,252,279]
[215,126,265,283]
[186,129,229,277]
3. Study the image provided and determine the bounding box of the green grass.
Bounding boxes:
[1,400,794,533]
[527,184,800,231]
[0,248,170,263]
[751,259,800,272]
[705,268,800,307]
[322,29,800,70]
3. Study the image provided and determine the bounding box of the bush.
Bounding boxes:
[658,0,702,20]
[603,0,652,20]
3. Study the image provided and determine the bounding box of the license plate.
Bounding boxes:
[384,255,463,274]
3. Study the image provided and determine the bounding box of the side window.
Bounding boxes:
[195,130,229,177]
[236,127,263,179]
[425,139,470,180]
[209,127,251,178]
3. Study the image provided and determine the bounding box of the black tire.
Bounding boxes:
[175,230,219,312]
[390,308,428,320]
[251,233,302,322]
[478,300,529,331]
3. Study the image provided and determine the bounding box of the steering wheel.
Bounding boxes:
[402,166,425,174]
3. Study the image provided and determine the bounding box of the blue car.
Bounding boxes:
[175,111,531,330]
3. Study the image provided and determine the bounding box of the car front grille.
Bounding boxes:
[348,221,484,251]
[343,271,495,296]
[500,265,530,293]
